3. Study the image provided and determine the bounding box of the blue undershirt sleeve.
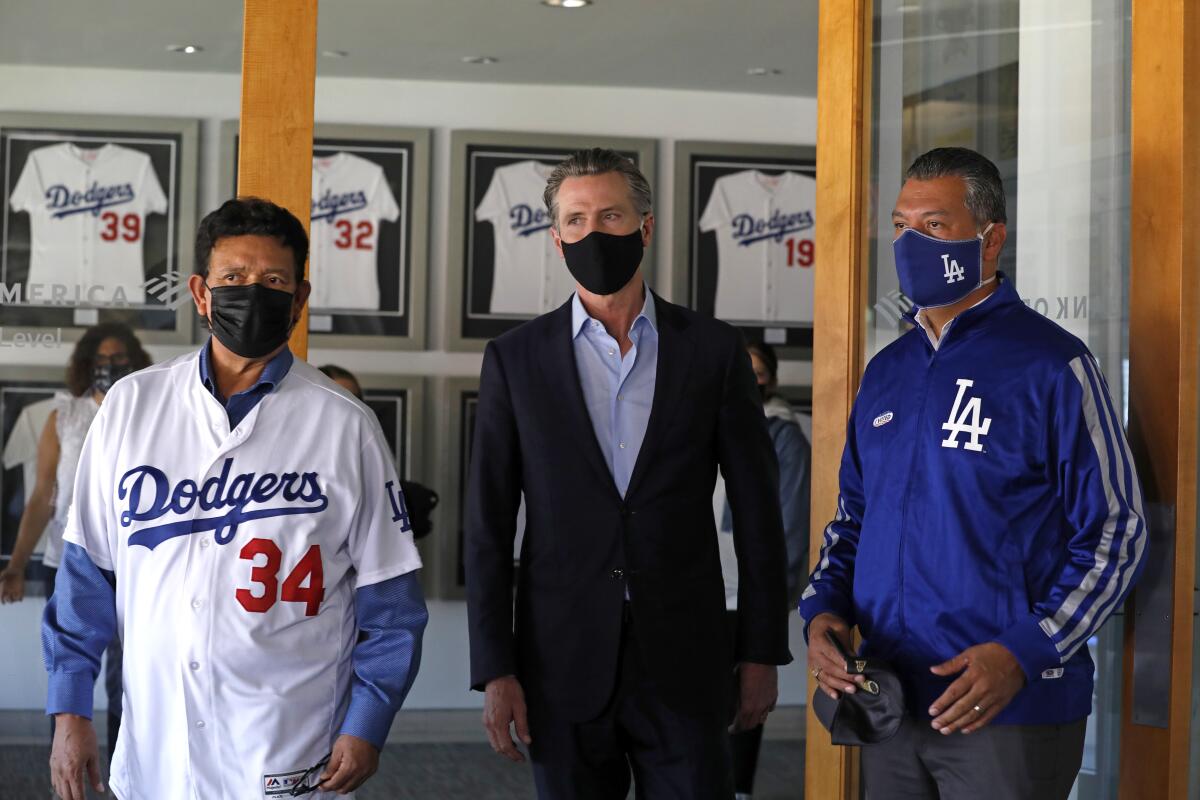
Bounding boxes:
[42,542,117,718]
[338,571,429,748]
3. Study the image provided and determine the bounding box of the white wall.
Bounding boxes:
[0,64,817,712]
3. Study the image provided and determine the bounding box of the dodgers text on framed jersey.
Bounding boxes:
[220,122,430,351]
[445,130,657,352]
[0,113,198,344]
[672,141,817,355]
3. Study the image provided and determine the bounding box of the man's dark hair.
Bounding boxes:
[904,147,1007,225]
[194,197,309,283]
[66,322,152,396]
[747,341,779,384]
[543,148,653,230]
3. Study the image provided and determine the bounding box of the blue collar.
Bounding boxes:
[571,288,658,340]
[199,339,294,404]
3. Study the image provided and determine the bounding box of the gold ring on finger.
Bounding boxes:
[973,704,985,715]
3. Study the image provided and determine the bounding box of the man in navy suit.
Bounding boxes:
[466,148,791,799]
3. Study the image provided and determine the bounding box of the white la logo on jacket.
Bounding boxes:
[941,378,991,452]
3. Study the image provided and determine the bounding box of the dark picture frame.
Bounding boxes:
[0,365,68,598]
[220,121,431,350]
[672,141,817,357]
[446,130,657,352]
[0,112,198,344]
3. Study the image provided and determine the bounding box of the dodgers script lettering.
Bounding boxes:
[119,457,329,550]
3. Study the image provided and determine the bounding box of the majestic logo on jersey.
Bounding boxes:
[263,768,307,796]
[940,378,991,452]
[120,457,329,550]
[44,182,135,218]
[311,189,369,223]
[508,204,552,237]
[731,209,814,246]
[872,411,894,428]
[941,253,966,284]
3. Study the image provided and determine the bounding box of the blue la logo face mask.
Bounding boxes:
[893,223,994,308]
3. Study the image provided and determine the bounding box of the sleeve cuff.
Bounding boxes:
[994,615,1062,683]
[799,589,855,644]
[46,671,95,718]
[338,691,394,750]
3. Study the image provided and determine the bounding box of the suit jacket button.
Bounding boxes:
[611,569,624,579]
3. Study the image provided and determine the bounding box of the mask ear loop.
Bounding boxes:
[978,222,998,288]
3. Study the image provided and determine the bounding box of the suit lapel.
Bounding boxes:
[540,301,623,500]
[625,295,693,500]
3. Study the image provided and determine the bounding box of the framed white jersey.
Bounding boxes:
[310,151,401,311]
[672,141,817,355]
[10,142,167,305]
[220,122,431,351]
[699,170,816,325]
[0,113,199,345]
[474,160,574,316]
[0,369,66,596]
[446,130,657,352]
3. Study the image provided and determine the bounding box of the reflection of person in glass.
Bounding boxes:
[716,341,810,800]
[1,322,150,771]
[466,148,791,799]
[802,148,1148,799]
[42,198,428,800]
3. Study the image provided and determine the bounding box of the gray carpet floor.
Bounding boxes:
[0,741,805,799]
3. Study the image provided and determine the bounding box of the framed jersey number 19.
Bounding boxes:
[785,237,813,268]
[236,539,325,616]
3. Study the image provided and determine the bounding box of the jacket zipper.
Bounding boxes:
[895,346,936,638]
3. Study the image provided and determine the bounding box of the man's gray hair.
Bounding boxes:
[543,148,653,229]
[904,147,1008,225]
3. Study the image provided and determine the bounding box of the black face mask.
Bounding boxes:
[206,283,296,359]
[92,362,133,394]
[561,228,644,296]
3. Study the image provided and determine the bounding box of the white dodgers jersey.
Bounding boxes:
[475,160,575,316]
[699,170,816,324]
[63,353,422,799]
[9,143,168,305]
[310,152,401,311]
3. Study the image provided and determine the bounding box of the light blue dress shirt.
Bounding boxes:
[571,289,658,497]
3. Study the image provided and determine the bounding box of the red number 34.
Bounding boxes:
[236,539,325,616]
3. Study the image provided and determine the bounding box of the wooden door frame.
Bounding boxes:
[806,0,872,796]
[809,1,1200,797]
[237,0,318,360]
[1119,0,1199,796]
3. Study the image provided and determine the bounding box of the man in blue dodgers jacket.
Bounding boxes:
[44,198,428,800]
[801,148,1147,799]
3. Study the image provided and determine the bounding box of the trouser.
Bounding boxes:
[528,607,734,800]
[46,567,124,770]
[726,611,764,796]
[862,714,1087,800]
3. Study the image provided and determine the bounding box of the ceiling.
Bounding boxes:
[0,0,819,97]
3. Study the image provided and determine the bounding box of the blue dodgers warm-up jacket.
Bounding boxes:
[800,277,1148,726]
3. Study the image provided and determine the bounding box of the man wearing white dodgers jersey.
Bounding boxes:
[43,198,428,800]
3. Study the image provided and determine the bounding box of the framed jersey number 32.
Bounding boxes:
[236,539,325,617]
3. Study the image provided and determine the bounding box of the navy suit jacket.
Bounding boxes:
[465,292,791,721]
